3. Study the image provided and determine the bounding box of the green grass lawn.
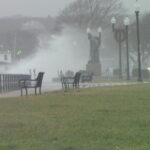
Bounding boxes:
[0,84,150,150]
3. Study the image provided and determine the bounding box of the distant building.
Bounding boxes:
[0,52,12,73]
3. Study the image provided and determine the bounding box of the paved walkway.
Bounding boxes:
[0,81,149,98]
[0,82,62,98]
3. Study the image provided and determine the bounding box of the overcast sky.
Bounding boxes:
[0,0,149,17]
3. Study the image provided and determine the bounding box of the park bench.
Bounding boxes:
[81,73,93,83]
[61,72,81,90]
[19,72,44,96]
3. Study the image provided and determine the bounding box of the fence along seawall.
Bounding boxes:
[0,74,31,93]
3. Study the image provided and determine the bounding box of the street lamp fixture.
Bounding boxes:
[124,17,130,26]
[134,1,140,12]
[111,17,116,32]
[86,27,102,33]
[86,27,102,38]
[98,27,102,33]
[124,17,130,80]
[111,17,126,79]
[98,27,102,45]
[86,28,91,34]
[87,27,92,40]
[134,1,142,81]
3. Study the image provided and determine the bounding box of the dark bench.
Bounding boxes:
[61,72,81,90]
[19,72,44,96]
[81,74,93,83]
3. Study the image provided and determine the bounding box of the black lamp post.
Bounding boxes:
[98,27,102,44]
[111,17,116,32]
[111,17,126,79]
[135,1,142,81]
[124,17,130,80]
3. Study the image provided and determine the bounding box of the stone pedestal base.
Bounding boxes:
[86,62,101,76]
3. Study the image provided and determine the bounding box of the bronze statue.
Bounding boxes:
[87,29,101,63]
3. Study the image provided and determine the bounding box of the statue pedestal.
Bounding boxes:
[86,62,101,76]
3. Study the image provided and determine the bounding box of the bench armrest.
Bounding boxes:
[19,79,36,82]
[19,79,37,87]
[61,77,74,84]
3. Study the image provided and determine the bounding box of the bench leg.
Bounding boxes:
[25,88,28,96]
[73,83,76,88]
[61,83,64,89]
[64,83,69,92]
[64,83,67,89]
[77,83,79,88]
[39,87,41,95]
[73,83,75,88]
[21,88,23,96]
[35,88,37,95]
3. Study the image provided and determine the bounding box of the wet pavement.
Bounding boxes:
[0,81,149,98]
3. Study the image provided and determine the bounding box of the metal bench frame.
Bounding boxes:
[19,72,44,96]
[61,72,81,90]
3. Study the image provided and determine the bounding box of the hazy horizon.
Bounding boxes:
[0,0,149,18]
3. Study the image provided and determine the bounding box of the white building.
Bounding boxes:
[0,53,12,73]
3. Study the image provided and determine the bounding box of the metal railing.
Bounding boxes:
[0,74,31,93]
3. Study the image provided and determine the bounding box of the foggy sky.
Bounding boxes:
[0,0,75,17]
[0,0,149,17]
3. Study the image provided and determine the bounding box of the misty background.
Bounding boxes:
[0,0,150,81]
[0,0,149,17]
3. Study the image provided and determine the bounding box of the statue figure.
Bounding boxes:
[87,31,101,63]
[86,28,102,76]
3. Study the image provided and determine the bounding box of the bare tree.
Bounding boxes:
[129,13,150,68]
[58,0,125,29]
